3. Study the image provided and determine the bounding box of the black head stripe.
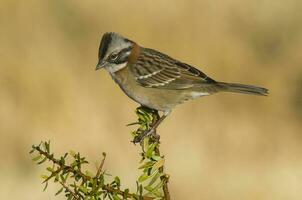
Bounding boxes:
[99,33,113,60]
[113,46,133,64]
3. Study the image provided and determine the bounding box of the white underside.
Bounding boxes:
[107,63,127,73]
[190,91,209,99]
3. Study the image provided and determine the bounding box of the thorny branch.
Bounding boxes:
[142,108,170,200]
[154,148,170,200]
[31,106,171,200]
[32,144,153,200]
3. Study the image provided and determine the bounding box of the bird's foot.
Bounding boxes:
[132,128,160,144]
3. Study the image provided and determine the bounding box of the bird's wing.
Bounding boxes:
[130,48,216,90]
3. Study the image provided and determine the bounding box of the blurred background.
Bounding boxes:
[1,0,302,199]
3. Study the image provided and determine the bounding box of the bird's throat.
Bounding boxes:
[107,62,127,73]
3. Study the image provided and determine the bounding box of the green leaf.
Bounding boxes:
[85,170,94,178]
[29,148,35,154]
[46,167,54,172]
[79,186,88,194]
[69,150,76,157]
[54,173,59,182]
[143,137,150,151]
[139,184,143,197]
[151,181,164,193]
[43,141,50,153]
[138,173,149,182]
[124,188,129,198]
[32,155,42,161]
[37,156,47,164]
[108,193,114,200]
[60,172,69,183]
[55,187,63,196]
[43,182,48,191]
[112,193,121,200]
[152,190,163,198]
[130,131,137,137]
[138,161,155,169]
[152,158,164,170]
[126,122,140,126]
[41,174,49,180]
[148,171,161,187]
[144,185,154,192]
[151,155,161,161]
[146,142,158,158]
[114,176,121,187]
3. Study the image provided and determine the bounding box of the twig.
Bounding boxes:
[155,148,170,200]
[102,185,153,200]
[32,145,153,200]
[32,106,171,200]
[60,181,81,200]
[139,108,171,200]
[96,152,106,177]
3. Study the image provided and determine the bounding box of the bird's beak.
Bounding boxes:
[95,60,106,70]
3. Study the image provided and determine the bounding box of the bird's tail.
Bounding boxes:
[216,82,269,96]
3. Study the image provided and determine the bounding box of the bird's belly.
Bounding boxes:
[110,69,208,111]
[119,82,208,111]
[122,86,180,111]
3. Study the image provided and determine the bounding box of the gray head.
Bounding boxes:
[96,32,134,73]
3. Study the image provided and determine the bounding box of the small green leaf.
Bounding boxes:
[143,137,150,150]
[60,173,69,183]
[44,141,50,153]
[69,150,76,157]
[124,188,129,198]
[32,155,42,161]
[138,161,155,169]
[114,176,121,186]
[54,173,59,182]
[152,190,163,198]
[139,184,143,196]
[144,185,154,192]
[29,148,35,154]
[46,167,54,172]
[55,187,63,196]
[67,194,72,200]
[112,193,121,200]
[146,142,158,158]
[79,186,88,194]
[85,170,94,178]
[37,156,47,164]
[126,122,140,126]
[43,182,48,191]
[138,173,149,182]
[148,171,161,187]
[152,158,164,170]
[151,155,161,161]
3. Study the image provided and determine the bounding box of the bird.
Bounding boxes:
[95,32,268,142]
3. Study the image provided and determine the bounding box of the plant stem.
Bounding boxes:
[32,145,153,200]
[142,108,171,200]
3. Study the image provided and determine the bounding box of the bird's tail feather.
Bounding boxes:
[216,82,269,96]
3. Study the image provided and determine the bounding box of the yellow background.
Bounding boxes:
[1,0,302,199]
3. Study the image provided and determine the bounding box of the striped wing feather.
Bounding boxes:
[131,48,216,90]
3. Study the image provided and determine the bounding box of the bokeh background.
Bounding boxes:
[1,0,302,199]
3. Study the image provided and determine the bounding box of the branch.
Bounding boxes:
[154,148,170,200]
[59,181,80,200]
[31,142,153,200]
[31,106,171,200]
[132,107,171,200]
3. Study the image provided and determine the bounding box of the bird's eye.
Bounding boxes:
[109,52,119,61]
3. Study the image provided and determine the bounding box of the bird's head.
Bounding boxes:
[96,32,134,73]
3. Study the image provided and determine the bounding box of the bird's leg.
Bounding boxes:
[133,110,171,144]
